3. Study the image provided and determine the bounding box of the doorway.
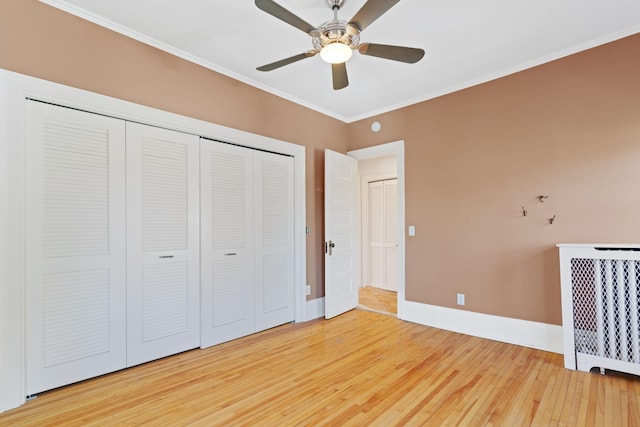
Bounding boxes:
[358,158,397,315]
[348,142,405,317]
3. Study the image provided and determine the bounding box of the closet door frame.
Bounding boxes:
[0,69,307,413]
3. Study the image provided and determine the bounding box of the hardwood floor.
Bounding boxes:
[359,286,397,315]
[2,309,640,426]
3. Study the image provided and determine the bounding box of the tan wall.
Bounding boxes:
[358,155,397,177]
[348,33,640,324]
[0,0,349,299]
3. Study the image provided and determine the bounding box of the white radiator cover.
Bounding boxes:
[558,243,640,375]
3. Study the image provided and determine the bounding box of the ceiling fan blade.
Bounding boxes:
[358,43,425,63]
[257,51,316,71]
[348,0,401,32]
[255,0,317,35]
[331,62,349,90]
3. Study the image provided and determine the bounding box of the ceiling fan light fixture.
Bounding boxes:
[320,42,353,64]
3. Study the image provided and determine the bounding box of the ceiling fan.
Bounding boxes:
[255,0,425,90]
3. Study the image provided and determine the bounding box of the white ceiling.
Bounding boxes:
[41,0,640,123]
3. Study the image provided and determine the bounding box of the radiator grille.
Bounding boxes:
[571,258,640,364]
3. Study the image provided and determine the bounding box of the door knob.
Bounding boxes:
[325,240,336,255]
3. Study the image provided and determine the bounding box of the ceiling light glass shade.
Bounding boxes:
[320,42,353,64]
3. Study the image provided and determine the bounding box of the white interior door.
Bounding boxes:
[200,140,255,348]
[324,149,358,319]
[25,101,127,395]
[125,122,200,367]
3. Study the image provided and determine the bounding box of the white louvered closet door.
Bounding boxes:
[125,123,200,367]
[254,152,294,332]
[368,181,384,287]
[367,179,398,291]
[25,101,127,395]
[200,140,255,348]
[383,180,398,291]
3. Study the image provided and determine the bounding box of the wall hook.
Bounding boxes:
[522,206,528,217]
[549,215,556,225]
[538,195,549,203]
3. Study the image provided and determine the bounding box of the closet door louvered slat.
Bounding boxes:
[25,101,127,395]
[125,123,200,367]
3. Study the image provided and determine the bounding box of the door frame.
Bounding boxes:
[0,69,307,412]
[348,141,406,318]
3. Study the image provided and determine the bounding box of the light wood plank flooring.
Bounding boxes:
[359,286,397,315]
[2,309,639,426]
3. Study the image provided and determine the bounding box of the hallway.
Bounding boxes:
[358,286,397,315]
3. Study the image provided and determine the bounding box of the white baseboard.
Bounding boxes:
[401,301,563,354]
[304,297,325,321]
[302,298,563,354]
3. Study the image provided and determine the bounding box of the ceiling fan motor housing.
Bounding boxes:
[312,19,360,53]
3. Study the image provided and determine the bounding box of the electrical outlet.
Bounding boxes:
[306,284,311,296]
[457,293,465,306]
